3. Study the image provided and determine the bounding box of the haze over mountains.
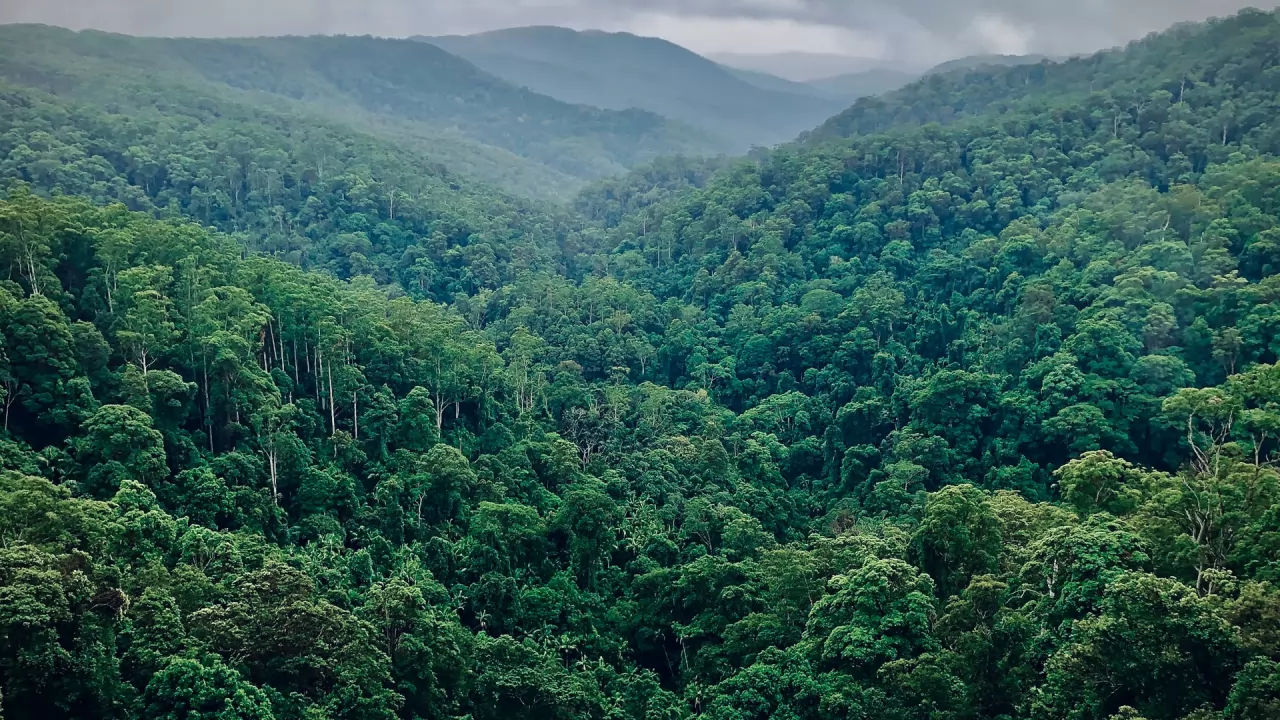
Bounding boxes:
[0,25,730,200]
[3,6,1280,720]
[418,26,1060,150]
[707,51,893,82]
[419,27,848,151]
[0,21,1073,202]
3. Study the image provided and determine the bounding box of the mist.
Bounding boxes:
[3,0,1277,67]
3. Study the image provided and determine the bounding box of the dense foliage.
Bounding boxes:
[0,25,717,199]
[2,8,1280,720]
[0,69,589,296]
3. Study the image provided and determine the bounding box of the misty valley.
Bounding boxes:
[2,7,1280,720]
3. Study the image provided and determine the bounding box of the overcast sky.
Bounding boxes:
[2,0,1275,67]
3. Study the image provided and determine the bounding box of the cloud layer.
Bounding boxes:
[3,0,1276,66]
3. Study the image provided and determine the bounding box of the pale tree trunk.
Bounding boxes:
[327,358,337,436]
[266,444,279,504]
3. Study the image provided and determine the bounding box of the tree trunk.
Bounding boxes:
[327,357,337,437]
[267,446,279,504]
[202,351,213,452]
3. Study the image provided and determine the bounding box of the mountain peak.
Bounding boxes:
[420,26,845,150]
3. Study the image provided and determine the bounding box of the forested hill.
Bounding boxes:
[0,25,720,198]
[805,9,1280,142]
[3,8,1280,720]
[420,27,845,150]
[0,74,588,294]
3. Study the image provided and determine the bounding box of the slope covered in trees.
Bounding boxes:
[420,27,845,150]
[0,28,599,295]
[805,9,1280,143]
[0,25,718,198]
[2,7,1280,720]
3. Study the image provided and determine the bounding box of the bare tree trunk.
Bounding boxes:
[2,387,14,432]
[327,356,337,436]
[204,353,213,452]
[267,446,279,504]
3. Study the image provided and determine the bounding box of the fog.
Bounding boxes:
[3,0,1276,68]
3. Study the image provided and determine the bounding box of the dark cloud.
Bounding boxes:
[2,0,1275,66]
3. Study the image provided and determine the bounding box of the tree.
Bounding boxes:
[117,265,178,376]
[142,655,275,720]
[78,404,168,496]
[0,293,78,429]
[1056,451,1148,517]
[1038,573,1241,720]
[914,485,1002,598]
[552,479,620,586]
[804,559,937,675]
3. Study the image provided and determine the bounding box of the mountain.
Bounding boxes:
[805,68,919,101]
[0,25,718,199]
[420,26,845,150]
[3,8,1280,720]
[709,51,886,81]
[805,11,1280,143]
[720,65,832,98]
[726,65,918,105]
[924,53,1058,75]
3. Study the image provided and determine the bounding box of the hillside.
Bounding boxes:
[721,65,832,98]
[924,53,1059,76]
[0,25,718,198]
[423,27,845,149]
[0,38,589,292]
[805,67,919,101]
[709,50,885,81]
[806,9,1280,142]
[2,7,1280,720]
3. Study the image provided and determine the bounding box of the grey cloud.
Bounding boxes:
[2,0,1276,66]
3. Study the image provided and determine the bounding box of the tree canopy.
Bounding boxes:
[1,7,1279,720]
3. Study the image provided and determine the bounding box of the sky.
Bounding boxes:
[2,0,1276,69]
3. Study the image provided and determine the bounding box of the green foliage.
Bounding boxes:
[1,8,1279,720]
[142,655,275,720]
[0,25,716,200]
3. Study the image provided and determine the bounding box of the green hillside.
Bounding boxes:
[0,52,585,294]
[2,8,1280,720]
[422,27,845,150]
[0,25,718,198]
[805,13,1280,143]
[924,53,1059,76]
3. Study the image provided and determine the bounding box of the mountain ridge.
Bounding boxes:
[2,8,1280,720]
[418,26,847,150]
[0,24,722,199]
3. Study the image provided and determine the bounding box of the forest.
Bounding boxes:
[0,24,719,201]
[1,7,1279,720]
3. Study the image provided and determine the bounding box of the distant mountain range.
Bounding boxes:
[804,68,921,102]
[418,27,847,151]
[716,52,1063,104]
[707,52,888,82]
[0,26,724,200]
[0,22,1067,202]
[717,66,831,98]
